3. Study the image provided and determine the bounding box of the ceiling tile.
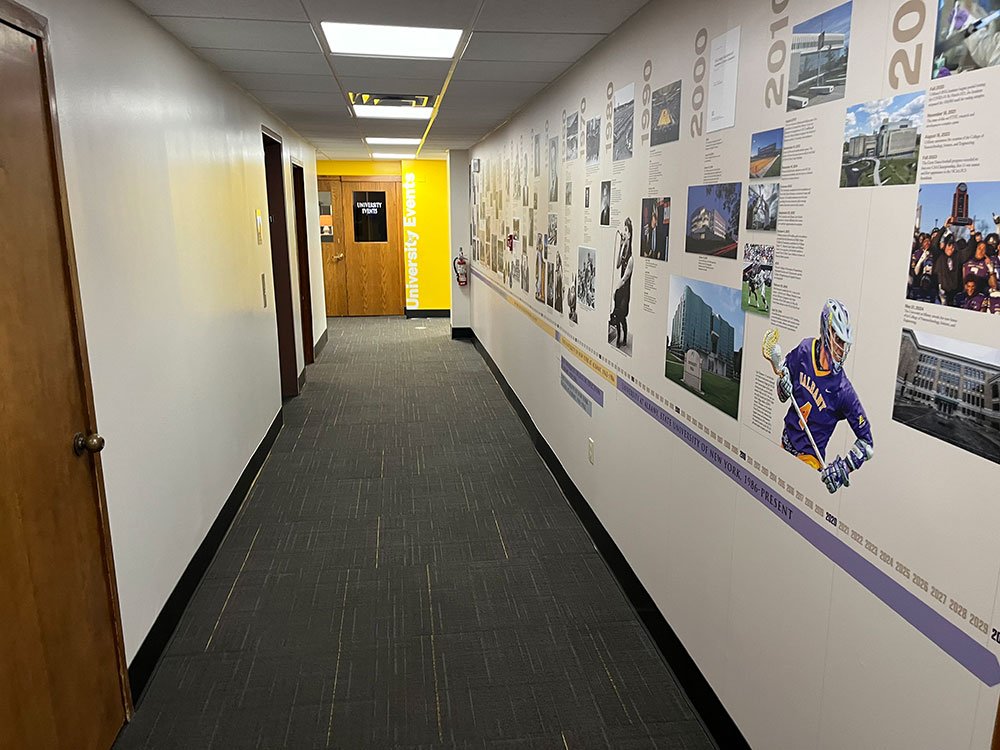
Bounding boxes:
[452,59,570,83]
[301,0,478,30]
[251,89,347,111]
[356,120,428,138]
[475,0,649,33]
[463,32,605,63]
[194,48,330,74]
[133,0,308,21]
[328,55,452,81]
[445,79,546,103]
[155,17,320,53]
[338,76,445,96]
[229,71,339,93]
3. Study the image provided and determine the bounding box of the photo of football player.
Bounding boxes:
[771,299,874,494]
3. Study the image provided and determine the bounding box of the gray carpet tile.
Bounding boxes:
[114,317,716,750]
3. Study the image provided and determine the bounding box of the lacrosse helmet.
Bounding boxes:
[819,298,852,373]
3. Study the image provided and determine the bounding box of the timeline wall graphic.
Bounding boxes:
[467,0,1000,747]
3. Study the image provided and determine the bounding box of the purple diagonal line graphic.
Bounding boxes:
[561,357,604,407]
[616,377,1000,687]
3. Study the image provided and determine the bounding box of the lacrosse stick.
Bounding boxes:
[761,328,826,469]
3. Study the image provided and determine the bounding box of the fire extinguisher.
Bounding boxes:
[454,248,468,287]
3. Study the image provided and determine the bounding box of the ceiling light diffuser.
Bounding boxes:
[372,153,416,159]
[365,137,422,145]
[353,105,432,120]
[322,22,462,59]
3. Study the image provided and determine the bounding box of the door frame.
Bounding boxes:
[0,0,132,717]
[290,162,314,365]
[261,128,300,397]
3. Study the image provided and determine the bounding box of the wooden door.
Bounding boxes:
[319,177,348,316]
[340,177,404,316]
[0,9,129,750]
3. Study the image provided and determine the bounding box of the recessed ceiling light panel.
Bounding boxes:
[322,22,462,59]
[366,137,422,145]
[354,105,432,120]
[372,152,417,159]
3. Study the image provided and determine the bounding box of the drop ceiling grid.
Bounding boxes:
[129,0,652,152]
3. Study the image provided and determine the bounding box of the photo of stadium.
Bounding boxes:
[613,83,634,161]
[894,328,1000,465]
[650,80,681,146]
[685,183,742,258]
[749,127,783,178]
[786,1,852,111]
[841,91,924,187]
[665,275,745,419]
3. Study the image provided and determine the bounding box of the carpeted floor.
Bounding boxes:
[114,317,715,749]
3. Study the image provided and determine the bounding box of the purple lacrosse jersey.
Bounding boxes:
[987,292,1000,314]
[963,257,995,281]
[782,338,873,461]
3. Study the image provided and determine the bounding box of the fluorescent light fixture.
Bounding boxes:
[322,22,461,59]
[372,152,416,159]
[353,104,432,120]
[365,137,422,145]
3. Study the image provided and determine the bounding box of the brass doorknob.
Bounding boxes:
[333,253,345,261]
[73,432,105,456]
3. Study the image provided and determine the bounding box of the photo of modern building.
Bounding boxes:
[894,328,1000,464]
[685,183,742,258]
[841,91,924,187]
[746,183,779,231]
[665,276,745,418]
[786,1,852,111]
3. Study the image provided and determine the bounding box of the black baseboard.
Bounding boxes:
[298,369,306,392]
[405,308,450,318]
[314,328,329,359]
[451,326,473,340]
[472,335,750,750]
[126,409,284,706]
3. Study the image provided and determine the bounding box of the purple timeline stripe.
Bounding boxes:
[616,377,1000,687]
[561,357,604,407]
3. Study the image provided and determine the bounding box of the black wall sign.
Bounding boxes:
[353,191,388,242]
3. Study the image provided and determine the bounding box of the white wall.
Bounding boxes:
[468,0,1000,747]
[448,150,472,329]
[31,0,325,661]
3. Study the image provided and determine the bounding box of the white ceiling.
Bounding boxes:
[130,0,651,160]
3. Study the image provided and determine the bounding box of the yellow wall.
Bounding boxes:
[401,159,450,311]
[316,158,451,312]
[316,160,401,176]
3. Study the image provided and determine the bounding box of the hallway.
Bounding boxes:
[115,318,714,749]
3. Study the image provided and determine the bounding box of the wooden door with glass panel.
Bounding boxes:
[339,177,404,316]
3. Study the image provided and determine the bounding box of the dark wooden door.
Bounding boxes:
[291,164,314,364]
[340,178,404,316]
[262,133,299,397]
[0,11,128,749]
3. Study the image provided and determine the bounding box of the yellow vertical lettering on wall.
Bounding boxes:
[401,159,450,312]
